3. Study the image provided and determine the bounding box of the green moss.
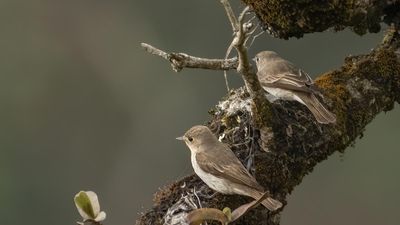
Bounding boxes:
[241,0,393,38]
[253,100,275,128]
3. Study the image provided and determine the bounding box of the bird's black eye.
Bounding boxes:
[187,136,193,142]
[256,57,259,62]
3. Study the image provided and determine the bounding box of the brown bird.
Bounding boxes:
[177,125,282,211]
[254,51,336,124]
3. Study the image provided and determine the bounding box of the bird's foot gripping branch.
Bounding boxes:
[137,2,400,225]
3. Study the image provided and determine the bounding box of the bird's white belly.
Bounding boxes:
[263,87,305,105]
[191,153,234,194]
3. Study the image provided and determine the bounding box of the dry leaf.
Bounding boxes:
[186,208,229,225]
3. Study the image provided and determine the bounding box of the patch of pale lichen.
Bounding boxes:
[241,0,397,39]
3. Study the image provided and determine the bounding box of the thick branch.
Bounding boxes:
[137,29,400,225]
[141,43,238,72]
[242,0,400,39]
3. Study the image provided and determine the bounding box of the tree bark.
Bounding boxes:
[243,0,400,38]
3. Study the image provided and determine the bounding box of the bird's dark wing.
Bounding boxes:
[258,59,314,93]
[196,147,264,192]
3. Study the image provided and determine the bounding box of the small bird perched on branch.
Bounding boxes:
[177,125,282,211]
[254,51,336,124]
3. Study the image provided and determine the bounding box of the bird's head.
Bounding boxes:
[253,50,280,70]
[176,125,217,153]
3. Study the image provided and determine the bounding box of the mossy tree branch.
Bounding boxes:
[137,25,400,224]
[242,0,400,39]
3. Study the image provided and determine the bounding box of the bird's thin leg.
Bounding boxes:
[195,185,218,199]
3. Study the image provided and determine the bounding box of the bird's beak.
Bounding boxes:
[176,136,185,141]
[252,57,256,62]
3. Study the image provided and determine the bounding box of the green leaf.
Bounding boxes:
[222,207,232,221]
[74,191,96,220]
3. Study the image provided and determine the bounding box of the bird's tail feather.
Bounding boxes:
[296,92,336,124]
[250,190,283,211]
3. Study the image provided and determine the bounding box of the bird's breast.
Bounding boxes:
[191,153,234,194]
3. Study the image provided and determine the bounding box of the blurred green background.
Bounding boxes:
[0,1,399,225]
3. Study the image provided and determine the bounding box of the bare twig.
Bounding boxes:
[247,29,265,48]
[220,0,239,32]
[232,12,252,76]
[219,0,244,92]
[223,69,231,92]
[221,7,256,92]
[141,43,238,72]
[223,42,235,92]
[238,6,250,24]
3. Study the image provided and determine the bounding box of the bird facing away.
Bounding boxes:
[254,51,336,124]
[177,125,282,211]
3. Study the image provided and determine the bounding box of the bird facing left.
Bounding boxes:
[177,125,282,211]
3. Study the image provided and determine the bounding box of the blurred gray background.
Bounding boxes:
[0,1,399,225]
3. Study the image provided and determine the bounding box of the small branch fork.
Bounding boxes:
[141,1,274,127]
[219,0,274,127]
